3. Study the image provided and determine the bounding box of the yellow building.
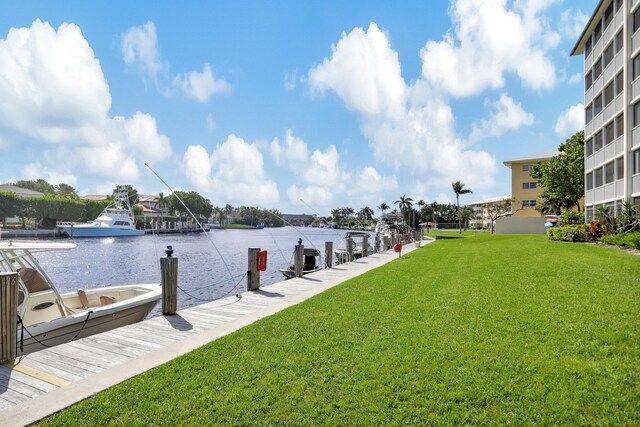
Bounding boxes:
[503,150,559,217]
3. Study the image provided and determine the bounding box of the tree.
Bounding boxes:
[452,181,472,233]
[55,183,78,199]
[378,202,389,217]
[357,206,374,222]
[483,198,517,234]
[530,131,584,214]
[14,179,56,195]
[394,194,413,226]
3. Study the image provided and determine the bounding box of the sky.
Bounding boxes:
[0,0,595,216]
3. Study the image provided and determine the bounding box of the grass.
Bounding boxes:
[38,235,640,426]
[220,223,260,229]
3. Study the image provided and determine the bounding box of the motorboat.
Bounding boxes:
[278,248,322,279]
[334,231,372,264]
[0,240,161,355]
[62,187,144,237]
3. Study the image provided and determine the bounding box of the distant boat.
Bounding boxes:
[334,231,372,263]
[62,187,144,237]
[0,240,161,355]
[278,247,322,279]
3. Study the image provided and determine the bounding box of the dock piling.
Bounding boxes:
[1,272,18,363]
[325,241,333,269]
[346,237,354,262]
[247,248,261,291]
[160,246,178,315]
[294,239,304,278]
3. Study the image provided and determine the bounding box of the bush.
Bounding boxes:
[547,225,589,242]
[589,220,606,240]
[601,232,640,249]
[560,211,584,225]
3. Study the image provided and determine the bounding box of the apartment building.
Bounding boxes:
[503,150,559,217]
[571,0,640,221]
[467,195,512,229]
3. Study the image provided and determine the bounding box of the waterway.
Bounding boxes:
[33,227,372,314]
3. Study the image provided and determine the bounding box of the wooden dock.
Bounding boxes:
[0,241,429,426]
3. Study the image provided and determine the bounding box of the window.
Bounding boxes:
[594,56,603,79]
[522,182,537,189]
[604,2,613,29]
[635,8,640,33]
[615,29,623,53]
[594,93,603,116]
[616,0,623,13]
[616,157,624,180]
[586,206,594,222]
[605,161,615,184]
[586,138,594,156]
[616,71,623,96]
[634,101,640,127]
[604,42,614,68]
[522,164,533,172]
[586,36,593,57]
[586,172,594,190]
[634,149,640,174]
[585,70,593,91]
[633,54,640,80]
[586,104,593,124]
[604,81,615,106]
[605,121,615,145]
[594,18,602,43]
[616,113,624,138]
[594,130,603,151]
[595,167,604,187]
[521,200,537,208]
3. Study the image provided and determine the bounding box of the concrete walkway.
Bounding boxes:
[0,241,431,426]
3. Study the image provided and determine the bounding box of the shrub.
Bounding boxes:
[589,220,606,240]
[602,232,640,249]
[560,211,584,225]
[547,225,589,242]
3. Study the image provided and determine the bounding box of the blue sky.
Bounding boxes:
[0,0,594,215]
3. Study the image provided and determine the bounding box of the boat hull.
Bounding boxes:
[63,226,144,237]
[278,267,322,279]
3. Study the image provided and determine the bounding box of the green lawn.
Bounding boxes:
[38,235,640,426]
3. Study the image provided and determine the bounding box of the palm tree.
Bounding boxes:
[394,194,413,226]
[452,181,472,234]
[378,202,389,217]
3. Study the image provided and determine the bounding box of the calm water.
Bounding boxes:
[34,227,370,315]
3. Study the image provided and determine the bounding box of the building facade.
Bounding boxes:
[572,0,640,221]
[467,195,512,229]
[503,151,559,217]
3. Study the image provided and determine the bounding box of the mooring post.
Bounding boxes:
[325,241,333,269]
[294,239,304,278]
[160,245,178,315]
[362,234,369,257]
[346,237,354,262]
[247,247,260,291]
[374,234,381,253]
[0,272,18,363]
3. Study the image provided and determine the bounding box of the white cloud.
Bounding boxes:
[554,103,584,136]
[121,21,165,83]
[173,63,231,102]
[470,93,534,141]
[308,19,502,193]
[207,114,216,132]
[0,20,172,183]
[352,166,398,194]
[287,185,334,206]
[183,134,279,204]
[23,163,77,185]
[309,22,406,119]
[567,72,582,84]
[420,0,557,97]
[123,22,230,103]
[270,129,308,167]
[559,9,589,39]
[284,68,299,91]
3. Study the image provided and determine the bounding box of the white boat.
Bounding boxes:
[334,231,372,264]
[0,240,161,355]
[278,248,322,279]
[63,187,144,237]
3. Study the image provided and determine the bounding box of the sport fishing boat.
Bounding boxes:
[62,187,144,237]
[0,240,161,355]
[278,247,322,279]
